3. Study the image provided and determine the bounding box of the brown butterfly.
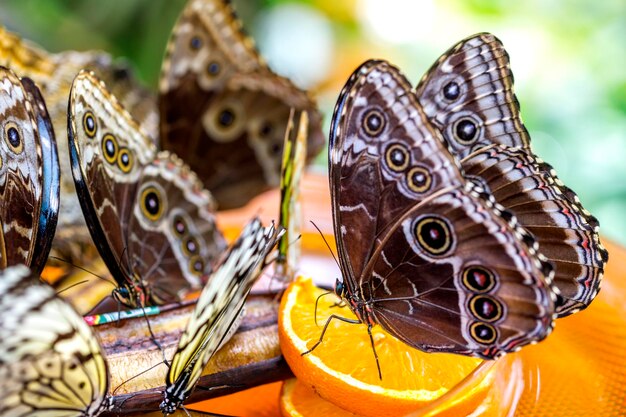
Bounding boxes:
[414,33,608,316]
[68,70,225,307]
[0,65,59,274]
[0,25,158,265]
[159,0,325,209]
[325,59,557,363]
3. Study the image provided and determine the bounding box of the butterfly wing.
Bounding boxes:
[463,145,607,316]
[330,60,556,357]
[127,151,226,304]
[0,67,58,273]
[69,71,225,306]
[329,60,464,294]
[414,32,529,159]
[162,218,282,414]
[276,109,308,281]
[416,33,607,316]
[0,265,108,417]
[159,0,324,209]
[21,76,60,274]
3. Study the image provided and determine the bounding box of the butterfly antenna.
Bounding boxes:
[48,255,116,286]
[112,361,165,395]
[310,221,340,269]
[55,279,89,294]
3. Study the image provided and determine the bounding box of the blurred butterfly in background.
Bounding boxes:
[68,70,226,308]
[162,217,283,415]
[275,109,308,282]
[159,0,325,209]
[0,25,157,265]
[325,59,557,368]
[0,65,59,275]
[413,33,608,316]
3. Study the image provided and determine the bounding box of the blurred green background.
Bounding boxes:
[1,0,625,245]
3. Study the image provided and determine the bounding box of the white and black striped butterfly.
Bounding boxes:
[0,265,110,417]
[414,33,608,316]
[161,217,283,415]
[68,70,226,308]
[0,66,59,274]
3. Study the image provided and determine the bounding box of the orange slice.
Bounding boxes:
[280,378,359,417]
[278,277,494,417]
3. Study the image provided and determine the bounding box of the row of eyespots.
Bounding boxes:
[83,111,134,173]
[461,266,504,345]
[187,34,222,77]
[440,81,480,145]
[385,143,433,194]
[171,213,205,276]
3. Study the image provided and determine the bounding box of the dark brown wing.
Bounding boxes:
[365,184,555,358]
[329,60,463,293]
[69,71,225,306]
[0,67,49,271]
[127,151,226,304]
[415,33,529,159]
[159,0,324,209]
[463,145,607,316]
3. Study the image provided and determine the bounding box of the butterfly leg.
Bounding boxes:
[367,324,382,380]
[301,314,362,355]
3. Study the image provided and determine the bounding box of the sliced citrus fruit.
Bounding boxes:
[280,378,360,417]
[278,276,495,417]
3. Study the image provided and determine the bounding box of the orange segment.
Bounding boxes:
[278,277,493,417]
[280,378,359,417]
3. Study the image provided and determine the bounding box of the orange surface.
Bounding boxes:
[278,276,488,417]
[195,174,626,416]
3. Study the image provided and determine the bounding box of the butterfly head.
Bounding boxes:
[334,278,346,299]
[112,284,144,308]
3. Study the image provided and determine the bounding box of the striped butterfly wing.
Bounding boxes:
[415,33,607,316]
[161,218,283,414]
[0,266,109,417]
[275,109,308,281]
[68,70,226,307]
[159,0,324,209]
[0,66,59,274]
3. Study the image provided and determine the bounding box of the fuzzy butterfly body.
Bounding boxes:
[68,70,226,307]
[0,66,59,274]
[0,265,109,417]
[162,218,283,414]
[159,0,325,209]
[330,60,556,358]
[415,33,608,316]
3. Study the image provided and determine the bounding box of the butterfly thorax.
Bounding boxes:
[111,282,145,308]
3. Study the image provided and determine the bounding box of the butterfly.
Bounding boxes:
[1,25,158,264]
[0,265,110,417]
[326,59,557,363]
[158,0,325,209]
[275,109,308,281]
[0,65,59,274]
[68,70,226,308]
[161,217,283,414]
[414,33,608,316]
